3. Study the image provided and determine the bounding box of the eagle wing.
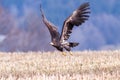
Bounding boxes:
[60,2,90,42]
[40,5,60,42]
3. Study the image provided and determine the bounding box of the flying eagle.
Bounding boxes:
[40,2,90,54]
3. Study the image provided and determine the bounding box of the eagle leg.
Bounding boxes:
[62,52,67,56]
[69,51,73,55]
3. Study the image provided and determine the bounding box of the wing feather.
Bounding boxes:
[40,5,60,42]
[60,2,90,42]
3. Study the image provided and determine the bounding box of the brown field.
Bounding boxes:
[0,50,120,80]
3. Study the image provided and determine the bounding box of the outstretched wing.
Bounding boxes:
[60,2,90,42]
[40,4,60,42]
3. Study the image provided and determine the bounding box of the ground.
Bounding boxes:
[0,50,120,80]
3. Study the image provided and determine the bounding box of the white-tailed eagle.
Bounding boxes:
[40,2,90,52]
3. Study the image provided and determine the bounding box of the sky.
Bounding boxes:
[0,0,120,51]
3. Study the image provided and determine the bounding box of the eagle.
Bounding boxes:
[40,2,90,55]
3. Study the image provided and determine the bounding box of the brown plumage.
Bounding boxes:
[40,2,90,52]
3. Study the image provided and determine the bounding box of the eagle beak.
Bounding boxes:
[50,42,54,45]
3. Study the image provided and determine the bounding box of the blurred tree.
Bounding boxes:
[0,6,54,52]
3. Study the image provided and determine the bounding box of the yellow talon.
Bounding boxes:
[70,52,73,55]
[62,52,66,56]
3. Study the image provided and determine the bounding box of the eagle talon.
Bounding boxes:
[62,52,67,56]
[70,52,73,55]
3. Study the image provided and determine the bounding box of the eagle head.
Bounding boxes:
[50,42,54,45]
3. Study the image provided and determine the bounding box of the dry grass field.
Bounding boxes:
[0,50,120,80]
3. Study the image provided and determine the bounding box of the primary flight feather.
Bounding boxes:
[40,2,90,52]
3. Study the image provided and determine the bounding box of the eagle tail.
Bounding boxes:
[69,42,79,47]
[63,42,79,51]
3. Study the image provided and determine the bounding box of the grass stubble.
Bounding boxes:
[0,50,120,80]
